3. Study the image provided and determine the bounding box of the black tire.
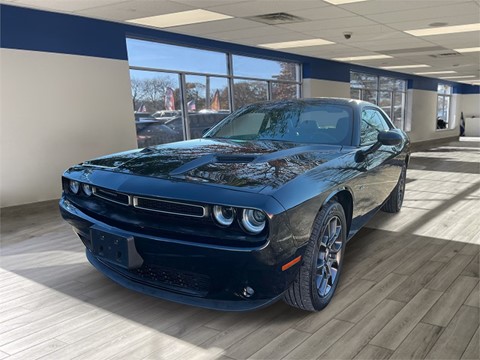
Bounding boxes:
[382,166,406,213]
[284,199,347,312]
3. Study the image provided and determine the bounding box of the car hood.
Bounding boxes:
[82,139,346,192]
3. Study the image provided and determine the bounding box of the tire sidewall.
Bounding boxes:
[396,167,407,211]
[309,201,347,310]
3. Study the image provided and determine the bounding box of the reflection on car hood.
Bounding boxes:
[82,139,346,191]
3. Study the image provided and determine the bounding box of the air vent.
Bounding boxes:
[429,52,462,58]
[247,12,305,25]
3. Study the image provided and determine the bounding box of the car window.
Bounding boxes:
[213,112,266,139]
[360,108,390,145]
[207,102,353,145]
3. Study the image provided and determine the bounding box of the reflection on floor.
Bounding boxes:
[1,138,479,360]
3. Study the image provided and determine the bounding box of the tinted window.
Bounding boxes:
[207,102,353,145]
[361,108,390,145]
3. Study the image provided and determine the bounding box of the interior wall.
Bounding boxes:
[0,48,138,207]
[407,89,460,143]
[303,79,350,98]
[461,94,480,118]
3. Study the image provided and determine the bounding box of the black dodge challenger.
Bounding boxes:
[60,98,410,311]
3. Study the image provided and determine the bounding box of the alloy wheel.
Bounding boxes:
[316,215,343,298]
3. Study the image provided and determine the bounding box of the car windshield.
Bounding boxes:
[205,101,353,145]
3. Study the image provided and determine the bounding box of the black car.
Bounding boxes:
[60,98,410,312]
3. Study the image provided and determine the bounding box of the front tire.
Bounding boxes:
[284,199,346,312]
[382,166,406,213]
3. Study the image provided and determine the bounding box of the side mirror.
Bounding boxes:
[355,130,403,163]
[377,130,403,146]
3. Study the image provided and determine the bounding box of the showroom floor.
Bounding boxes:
[1,138,479,360]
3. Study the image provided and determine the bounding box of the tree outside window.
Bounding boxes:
[127,38,301,147]
[350,71,407,131]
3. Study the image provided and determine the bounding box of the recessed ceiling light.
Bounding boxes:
[380,64,431,69]
[439,75,476,79]
[454,47,480,53]
[405,23,480,36]
[324,0,369,4]
[333,54,393,61]
[127,9,233,28]
[259,38,335,49]
[415,71,457,75]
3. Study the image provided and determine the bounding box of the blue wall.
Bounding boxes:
[1,4,479,94]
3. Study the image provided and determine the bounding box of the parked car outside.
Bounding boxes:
[134,112,156,122]
[60,98,410,311]
[152,110,182,122]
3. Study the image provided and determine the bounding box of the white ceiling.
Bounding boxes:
[4,0,480,84]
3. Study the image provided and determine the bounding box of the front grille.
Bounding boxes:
[130,264,210,296]
[134,197,205,217]
[90,186,206,218]
[93,187,130,205]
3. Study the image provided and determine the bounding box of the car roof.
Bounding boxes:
[251,97,373,109]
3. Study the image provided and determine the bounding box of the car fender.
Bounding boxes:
[321,185,355,209]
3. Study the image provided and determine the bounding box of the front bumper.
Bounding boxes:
[59,197,301,311]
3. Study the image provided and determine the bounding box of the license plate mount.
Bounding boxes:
[90,226,143,269]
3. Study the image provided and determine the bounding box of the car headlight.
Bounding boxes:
[213,205,235,226]
[82,184,93,196]
[69,180,80,194]
[241,209,266,234]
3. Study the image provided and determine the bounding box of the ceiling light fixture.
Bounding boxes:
[380,64,431,69]
[405,23,480,37]
[127,9,232,28]
[415,71,457,75]
[259,38,334,49]
[453,47,480,53]
[333,54,392,61]
[324,0,369,5]
[439,75,476,79]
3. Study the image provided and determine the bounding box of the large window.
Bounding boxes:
[126,38,301,147]
[350,71,407,131]
[127,39,228,75]
[437,84,452,130]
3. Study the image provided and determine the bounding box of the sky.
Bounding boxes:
[126,38,293,80]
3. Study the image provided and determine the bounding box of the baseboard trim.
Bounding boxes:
[411,136,459,152]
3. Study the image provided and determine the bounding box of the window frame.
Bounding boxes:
[436,84,453,131]
[350,71,407,132]
[126,37,302,146]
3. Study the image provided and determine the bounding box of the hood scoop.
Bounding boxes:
[169,144,342,177]
[169,154,258,176]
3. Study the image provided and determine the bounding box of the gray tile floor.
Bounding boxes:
[1,138,479,359]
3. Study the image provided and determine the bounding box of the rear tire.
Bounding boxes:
[284,199,346,312]
[382,166,406,213]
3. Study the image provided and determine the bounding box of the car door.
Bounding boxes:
[350,107,402,227]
